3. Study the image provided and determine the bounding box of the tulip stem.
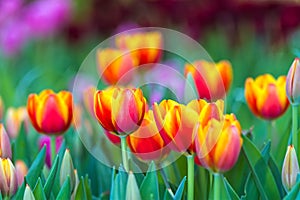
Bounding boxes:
[187,154,194,200]
[51,136,56,164]
[213,173,221,199]
[292,105,298,151]
[120,135,129,172]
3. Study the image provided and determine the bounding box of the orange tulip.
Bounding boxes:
[195,102,242,172]
[127,110,170,162]
[153,99,199,153]
[27,90,73,134]
[97,48,136,85]
[184,60,233,100]
[245,74,289,120]
[94,87,146,135]
[115,31,162,66]
[5,107,28,139]
[286,58,300,105]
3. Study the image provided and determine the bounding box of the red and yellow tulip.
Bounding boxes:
[127,110,170,162]
[115,31,162,66]
[97,48,136,85]
[245,74,289,120]
[195,103,242,172]
[153,99,199,153]
[94,87,146,135]
[286,58,300,105]
[184,60,233,100]
[27,90,73,134]
[104,130,121,145]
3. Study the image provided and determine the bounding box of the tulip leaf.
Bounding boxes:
[195,165,210,199]
[224,178,239,200]
[52,140,66,196]
[126,172,141,200]
[44,155,59,199]
[283,180,300,200]
[84,175,92,200]
[140,161,159,200]
[12,181,26,200]
[110,167,127,200]
[14,122,30,162]
[268,156,286,198]
[56,177,71,200]
[173,176,186,200]
[23,185,36,200]
[75,176,90,200]
[209,174,231,199]
[33,178,46,200]
[163,189,174,200]
[128,158,144,186]
[241,135,281,200]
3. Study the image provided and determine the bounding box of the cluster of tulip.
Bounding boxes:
[0,30,299,199]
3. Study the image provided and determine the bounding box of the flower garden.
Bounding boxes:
[0,0,299,200]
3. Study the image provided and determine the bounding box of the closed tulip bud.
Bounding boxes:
[97,48,136,85]
[127,110,170,162]
[184,60,232,100]
[0,124,12,159]
[153,100,199,153]
[0,97,3,120]
[195,107,243,172]
[5,107,28,139]
[94,87,146,135]
[60,149,75,192]
[15,160,28,186]
[27,89,73,135]
[286,58,300,105]
[0,158,18,196]
[23,185,35,200]
[245,74,289,120]
[281,145,299,192]
[116,31,162,67]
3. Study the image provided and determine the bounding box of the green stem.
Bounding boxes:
[292,105,298,151]
[213,173,221,200]
[187,154,195,200]
[50,136,56,165]
[120,135,129,171]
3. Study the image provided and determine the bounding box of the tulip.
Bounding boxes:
[0,158,18,197]
[245,74,289,120]
[153,99,199,153]
[15,160,27,186]
[127,110,170,162]
[286,58,300,105]
[195,107,243,172]
[97,48,136,85]
[0,124,12,159]
[27,89,73,134]
[38,136,63,168]
[104,130,121,145]
[184,60,233,100]
[60,149,76,192]
[115,31,162,66]
[94,87,146,135]
[281,145,299,192]
[0,96,3,120]
[5,107,28,139]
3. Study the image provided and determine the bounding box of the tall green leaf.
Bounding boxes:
[44,155,59,198]
[56,177,71,200]
[126,173,141,200]
[33,178,46,200]
[140,162,159,200]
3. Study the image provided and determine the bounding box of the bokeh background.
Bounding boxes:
[1,0,300,196]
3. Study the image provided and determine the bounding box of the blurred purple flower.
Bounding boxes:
[24,0,72,37]
[39,135,63,168]
[0,0,23,26]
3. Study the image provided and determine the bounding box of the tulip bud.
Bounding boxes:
[286,58,300,105]
[60,149,75,192]
[0,124,12,159]
[282,145,299,192]
[5,107,28,139]
[0,158,18,197]
[0,97,4,120]
[23,185,35,200]
[15,160,28,186]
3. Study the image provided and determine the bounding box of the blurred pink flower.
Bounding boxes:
[0,0,23,26]
[38,136,63,168]
[24,0,72,37]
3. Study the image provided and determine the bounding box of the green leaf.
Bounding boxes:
[110,168,127,200]
[26,146,46,187]
[126,172,141,200]
[224,178,239,200]
[173,176,186,200]
[13,181,26,200]
[84,175,92,200]
[75,176,92,200]
[242,135,281,200]
[268,156,286,198]
[44,155,59,199]
[209,174,231,200]
[56,177,71,200]
[140,161,159,200]
[128,158,144,186]
[14,122,30,162]
[23,185,36,200]
[33,178,46,200]
[283,180,300,200]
